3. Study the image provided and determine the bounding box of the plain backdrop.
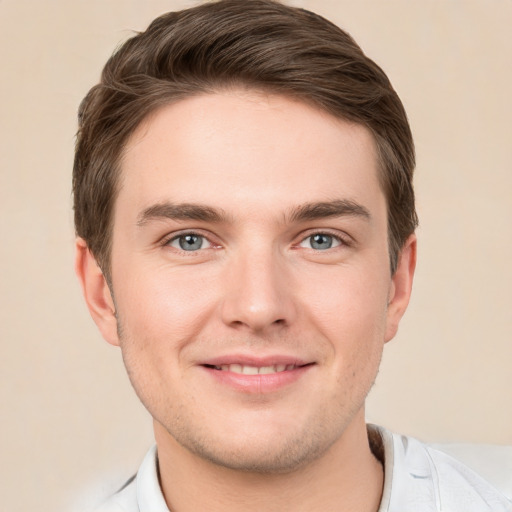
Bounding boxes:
[0,1,511,511]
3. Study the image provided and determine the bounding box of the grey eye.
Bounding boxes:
[311,234,333,250]
[300,233,341,250]
[169,234,211,251]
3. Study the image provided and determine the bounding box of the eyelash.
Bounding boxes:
[296,229,352,251]
[160,230,217,252]
[160,229,352,253]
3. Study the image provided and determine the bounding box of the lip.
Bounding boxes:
[198,354,315,394]
[200,354,310,367]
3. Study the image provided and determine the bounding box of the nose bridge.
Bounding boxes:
[221,242,295,332]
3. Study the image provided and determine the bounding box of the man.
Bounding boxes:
[73,1,511,510]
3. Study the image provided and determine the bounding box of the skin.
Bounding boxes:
[76,90,416,512]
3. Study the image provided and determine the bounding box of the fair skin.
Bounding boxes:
[76,90,416,512]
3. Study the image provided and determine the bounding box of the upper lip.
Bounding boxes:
[199,354,313,367]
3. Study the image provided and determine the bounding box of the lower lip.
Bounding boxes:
[201,365,313,394]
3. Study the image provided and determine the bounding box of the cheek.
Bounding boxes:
[303,266,390,336]
[113,262,221,349]
[299,265,389,384]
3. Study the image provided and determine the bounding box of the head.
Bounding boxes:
[73,0,417,283]
[74,0,417,474]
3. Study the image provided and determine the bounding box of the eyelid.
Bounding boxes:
[169,234,212,250]
[296,228,353,246]
[157,227,353,252]
[160,229,221,250]
[300,235,340,250]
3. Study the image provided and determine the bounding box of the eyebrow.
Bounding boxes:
[287,199,371,223]
[137,202,229,226]
[136,199,371,227]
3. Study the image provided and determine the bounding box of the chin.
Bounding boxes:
[163,412,344,475]
[186,435,327,474]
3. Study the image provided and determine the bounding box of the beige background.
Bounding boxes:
[1,1,510,510]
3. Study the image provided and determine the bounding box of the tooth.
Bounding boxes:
[219,364,296,374]
[242,365,259,375]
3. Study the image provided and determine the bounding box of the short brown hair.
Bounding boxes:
[73,0,417,279]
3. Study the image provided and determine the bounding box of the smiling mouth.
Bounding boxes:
[203,363,311,375]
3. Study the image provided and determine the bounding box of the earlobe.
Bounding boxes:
[384,234,417,343]
[74,238,120,346]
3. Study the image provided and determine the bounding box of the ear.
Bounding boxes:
[74,238,120,346]
[385,234,417,343]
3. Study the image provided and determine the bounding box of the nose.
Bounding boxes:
[220,246,297,333]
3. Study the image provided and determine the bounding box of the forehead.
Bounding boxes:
[118,90,384,218]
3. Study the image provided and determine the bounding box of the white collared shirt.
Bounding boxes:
[93,426,512,511]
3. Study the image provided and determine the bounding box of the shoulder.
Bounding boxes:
[370,425,512,512]
[429,441,512,501]
[422,443,512,511]
[92,445,169,512]
[93,475,138,512]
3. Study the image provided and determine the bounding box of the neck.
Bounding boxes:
[154,413,384,512]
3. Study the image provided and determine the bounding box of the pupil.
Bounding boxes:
[180,235,202,251]
[312,234,332,250]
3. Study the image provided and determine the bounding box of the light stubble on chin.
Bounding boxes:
[151,380,376,476]
[162,416,340,474]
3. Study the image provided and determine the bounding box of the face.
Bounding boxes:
[78,90,415,473]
